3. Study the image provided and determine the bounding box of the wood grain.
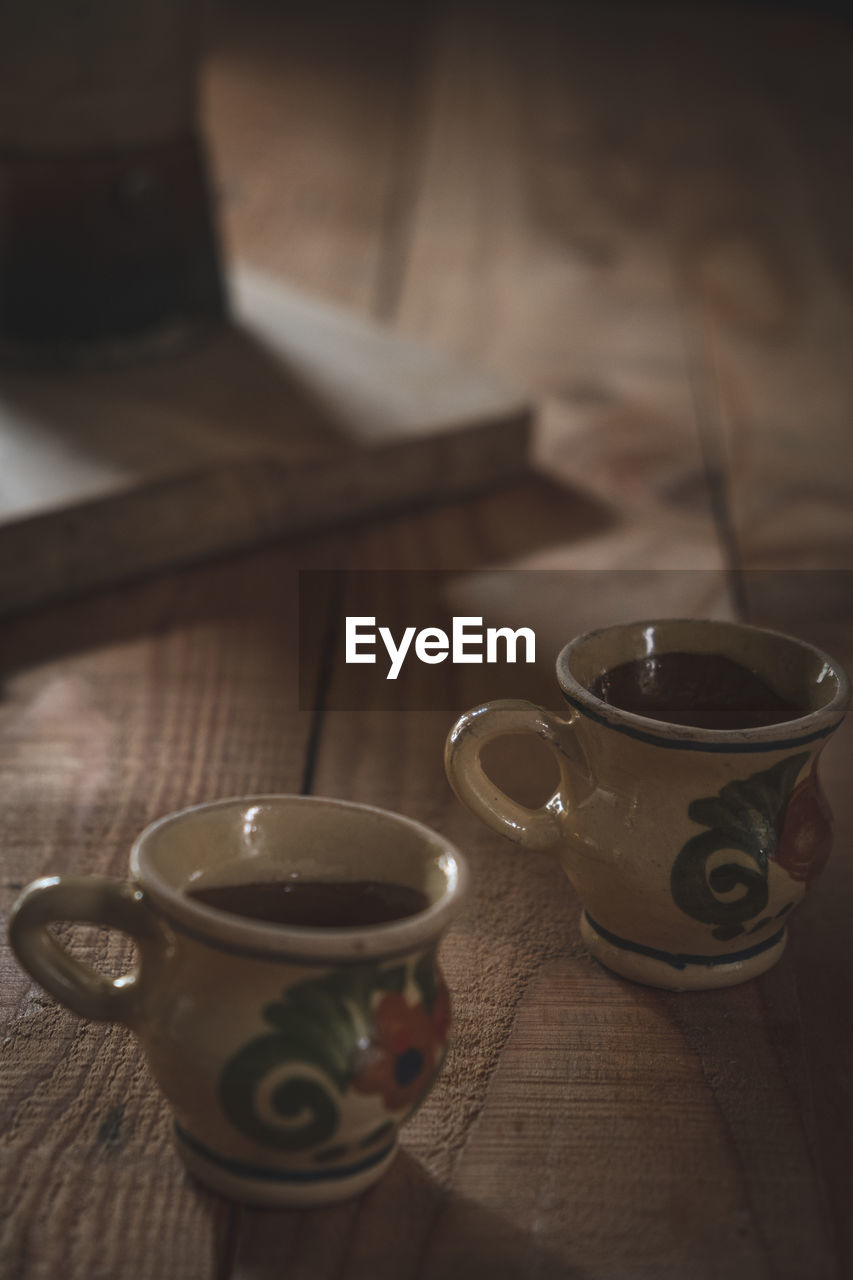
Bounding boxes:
[3,2,853,1278]
[0,545,322,1278]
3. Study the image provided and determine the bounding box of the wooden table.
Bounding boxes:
[2,3,853,1276]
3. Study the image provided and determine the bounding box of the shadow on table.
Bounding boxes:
[0,468,615,683]
[224,1149,584,1279]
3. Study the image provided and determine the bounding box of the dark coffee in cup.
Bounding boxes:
[590,651,804,730]
[186,879,429,928]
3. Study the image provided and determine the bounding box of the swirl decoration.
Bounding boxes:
[670,753,808,942]
[218,953,440,1150]
[219,1039,341,1150]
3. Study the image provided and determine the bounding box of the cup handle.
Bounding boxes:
[8,876,164,1026]
[445,698,588,851]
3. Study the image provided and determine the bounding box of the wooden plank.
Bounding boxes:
[443,957,836,1280]
[649,8,853,573]
[202,0,431,319]
[390,2,716,526]
[0,542,334,1279]
[0,268,530,616]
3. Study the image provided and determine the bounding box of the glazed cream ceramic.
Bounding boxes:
[8,796,467,1206]
[445,619,849,990]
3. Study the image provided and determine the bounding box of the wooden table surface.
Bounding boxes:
[3,3,853,1277]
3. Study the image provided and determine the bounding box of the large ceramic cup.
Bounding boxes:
[8,795,467,1206]
[445,619,849,991]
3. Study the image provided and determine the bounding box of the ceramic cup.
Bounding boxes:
[445,618,849,991]
[8,795,467,1206]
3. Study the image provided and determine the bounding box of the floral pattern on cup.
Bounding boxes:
[773,761,833,885]
[670,750,832,942]
[219,947,449,1156]
[351,979,451,1112]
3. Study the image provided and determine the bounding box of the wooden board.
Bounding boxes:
[0,267,530,615]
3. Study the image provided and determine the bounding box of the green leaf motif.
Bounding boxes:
[219,958,423,1150]
[671,753,808,938]
[219,1035,340,1150]
[413,947,439,1014]
[687,753,808,869]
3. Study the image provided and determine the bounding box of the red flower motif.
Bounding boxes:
[774,766,833,885]
[351,991,447,1112]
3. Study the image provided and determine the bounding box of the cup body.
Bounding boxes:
[9,795,467,1205]
[446,619,849,990]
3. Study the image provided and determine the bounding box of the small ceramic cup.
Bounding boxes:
[445,618,849,991]
[8,795,467,1206]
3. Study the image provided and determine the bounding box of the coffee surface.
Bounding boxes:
[590,651,804,729]
[186,878,429,928]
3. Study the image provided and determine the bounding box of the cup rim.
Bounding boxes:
[130,794,468,963]
[556,617,851,749]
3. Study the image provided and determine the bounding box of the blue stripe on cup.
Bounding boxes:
[174,1123,396,1184]
[584,913,786,971]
